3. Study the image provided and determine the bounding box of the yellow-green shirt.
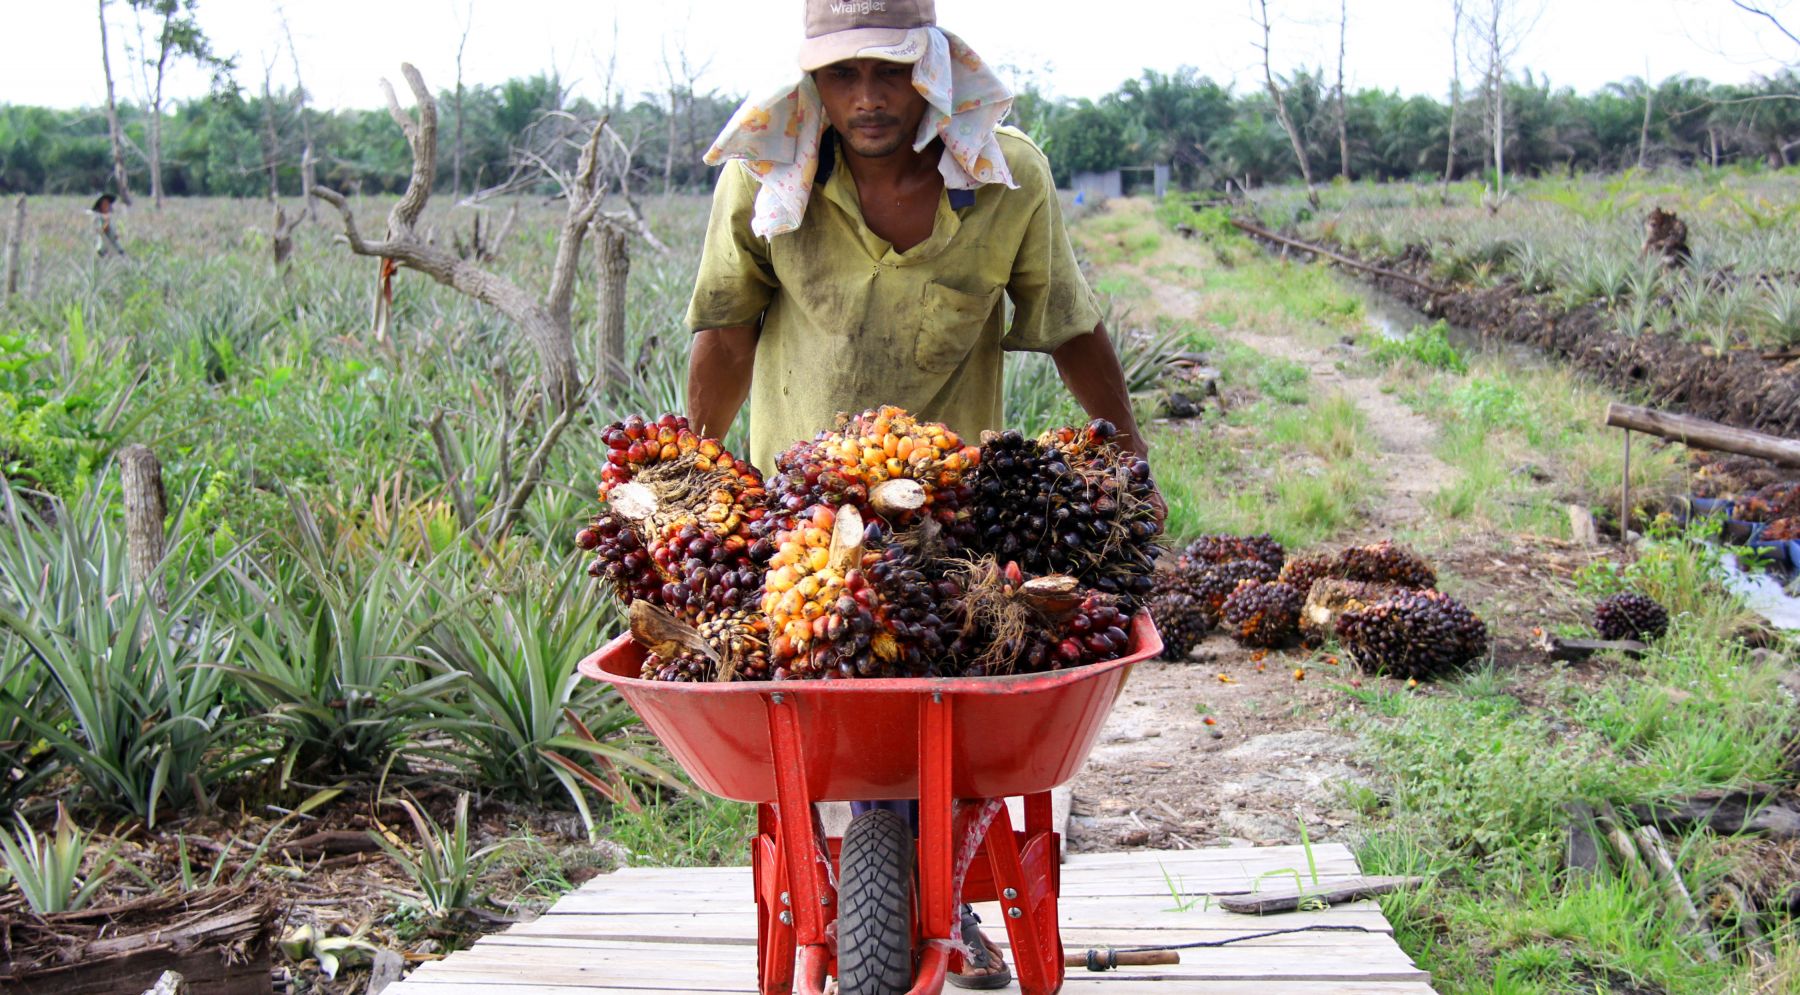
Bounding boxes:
[686,127,1102,473]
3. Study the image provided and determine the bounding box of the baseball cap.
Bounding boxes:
[798,0,937,72]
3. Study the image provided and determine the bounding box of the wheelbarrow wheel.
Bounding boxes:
[837,809,914,995]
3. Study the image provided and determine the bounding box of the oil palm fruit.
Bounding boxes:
[969,420,1162,608]
[1220,579,1304,648]
[1299,579,1398,644]
[1179,534,1286,571]
[1333,540,1437,589]
[1277,554,1336,599]
[1593,592,1669,641]
[1335,589,1487,680]
[1186,558,1280,615]
[1148,587,1213,661]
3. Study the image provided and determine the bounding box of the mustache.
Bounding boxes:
[848,115,900,129]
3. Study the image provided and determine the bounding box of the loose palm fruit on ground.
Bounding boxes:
[1593,592,1670,641]
[1184,558,1280,615]
[1148,588,1213,661]
[1333,540,1437,589]
[1299,579,1398,644]
[1220,579,1304,648]
[969,420,1161,608]
[1335,589,1488,680]
[1179,534,1286,571]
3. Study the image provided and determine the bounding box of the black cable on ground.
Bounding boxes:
[1075,925,1381,971]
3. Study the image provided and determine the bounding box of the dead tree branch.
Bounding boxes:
[310,63,586,414]
[1254,0,1318,208]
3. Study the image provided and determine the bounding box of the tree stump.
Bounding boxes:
[596,222,631,383]
[120,445,168,608]
[4,194,23,298]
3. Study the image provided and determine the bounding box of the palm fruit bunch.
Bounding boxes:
[1277,554,1336,599]
[1299,579,1397,644]
[1185,557,1280,615]
[1148,582,1213,661]
[1335,589,1488,680]
[1593,592,1669,641]
[633,604,772,683]
[581,413,769,623]
[766,405,980,549]
[1179,533,1285,571]
[1219,579,1304,648]
[1334,540,1437,589]
[969,421,1161,607]
[950,560,1131,675]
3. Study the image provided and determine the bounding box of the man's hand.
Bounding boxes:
[687,325,760,441]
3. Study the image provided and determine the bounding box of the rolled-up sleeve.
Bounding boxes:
[685,163,779,332]
[1000,151,1102,353]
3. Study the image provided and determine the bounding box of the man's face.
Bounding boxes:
[812,58,928,159]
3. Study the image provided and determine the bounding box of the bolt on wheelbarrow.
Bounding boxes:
[580,612,1161,995]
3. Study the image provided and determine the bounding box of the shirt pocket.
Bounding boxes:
[914,281,1002,374]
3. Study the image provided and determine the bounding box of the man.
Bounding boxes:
[685,1,1153,987]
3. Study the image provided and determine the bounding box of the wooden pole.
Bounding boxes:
[595,222,630,384]
[120,444,168,609]
[1605,402,1800,467]
[1621,428,1632,543]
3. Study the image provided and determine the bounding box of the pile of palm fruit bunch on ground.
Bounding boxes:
[575,407,1162,681]
[1149,535,1489,680]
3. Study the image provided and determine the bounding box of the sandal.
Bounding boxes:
[947,905,1012,990]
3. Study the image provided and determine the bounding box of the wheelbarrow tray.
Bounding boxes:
[577,613,1159,804]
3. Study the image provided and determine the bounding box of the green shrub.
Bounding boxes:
[1368,320,1467,374]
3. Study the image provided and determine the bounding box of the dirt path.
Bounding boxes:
[1065,201,1457,852]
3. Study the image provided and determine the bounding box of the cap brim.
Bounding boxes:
[799,27,921,71]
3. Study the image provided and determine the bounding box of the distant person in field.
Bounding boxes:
[683,0,1158,987]
[89,193,127,258]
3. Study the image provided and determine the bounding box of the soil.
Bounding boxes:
[1065,200,1612,853]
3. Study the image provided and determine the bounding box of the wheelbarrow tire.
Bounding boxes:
[838,810,915,995]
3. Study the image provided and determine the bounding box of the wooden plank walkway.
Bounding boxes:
[388,844,1433,994]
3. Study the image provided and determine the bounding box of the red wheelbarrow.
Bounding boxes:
[579,613,1160,995]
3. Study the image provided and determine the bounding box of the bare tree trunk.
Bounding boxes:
[277,5,315,221]
[453,4,472,197]
[98,0,133,205]
[1488,1,1505,200]
[1336,0,1350,180]
[148,9,172,210]
[596,222,630,382]
[1256,0,1318,208]
[259,69,282,202]
[4,196,24,299]
[1637,77,1655,169]
[1709,127,1719,168]
[120,444,168,610]
[1442,0,1463,198]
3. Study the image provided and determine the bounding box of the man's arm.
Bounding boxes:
[1052,322,1144,457]
[687,324,760,440]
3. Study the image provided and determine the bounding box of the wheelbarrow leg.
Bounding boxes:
[767,693,836,995]
[984,796,1064,995]
[754,804,797,995]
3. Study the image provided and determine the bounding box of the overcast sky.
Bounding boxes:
[2,0,1794,114]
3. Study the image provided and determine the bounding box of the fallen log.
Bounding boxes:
[1604,402,1800,468]
[1628,787,1800,840]
[1217,875,1424,914]
[1227,218,1443,295]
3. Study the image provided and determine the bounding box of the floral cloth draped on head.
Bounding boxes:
[704,0,1016,239]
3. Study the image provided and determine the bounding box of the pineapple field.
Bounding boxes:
[0,164,1798,995]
